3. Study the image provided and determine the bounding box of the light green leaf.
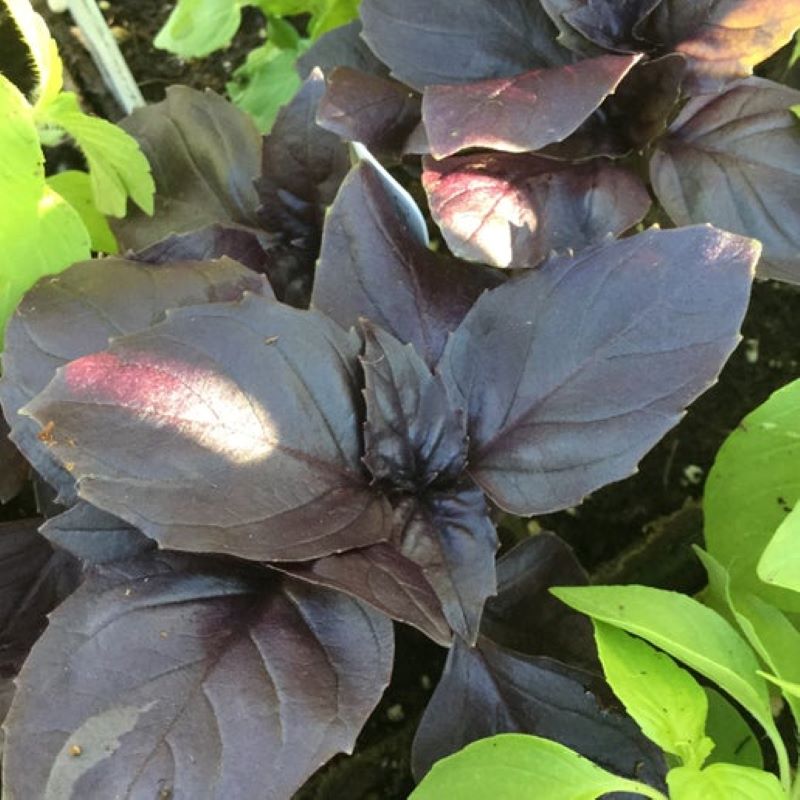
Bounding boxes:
[759,500,800,595]
[593,622,712,769]
[409,734,666,800]
[758,672,800,700]
[227,42,304,132]
[154,0,244,58]
[4,0,62,110]
[704,687,762,769]
[552,585,790,790]
[704,379,800,612]
[697,549,800,728]
[47,171,118,253]
[666,764,784,800]
[308,0,360,39]
[38,92,154,217]
[0,77,90,347]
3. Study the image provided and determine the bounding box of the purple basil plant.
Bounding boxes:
[0,0,795,794]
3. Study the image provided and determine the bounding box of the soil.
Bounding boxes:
[4,4,800,797]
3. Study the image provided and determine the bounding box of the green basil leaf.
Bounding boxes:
[47,170,118,253]
[154,0,244,58]
[704,687,762,769]
[593,622,712,768]
[759,501,800,595]
[666,764,784,800]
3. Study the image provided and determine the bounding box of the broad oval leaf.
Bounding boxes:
[296,21,389,80]
[666,764,784,800]
[360,0,570,91]
[704,378,800,611]
[154,0,242,58]
[394,487,498,645]
[651,78,800,284]
[113,87,262,251]
[645,0,800,93]
[274,542,452,645]
[594,622,713,768]
[361,322,467,488]
[411,733,664,800]
[422,53,641,159]
[3,553,394,800]
[23,293,391,562]
[411,636,667,786]
[317,67,421,159]
[0,256,270,503]
[442,226,758,515]
[552,584,783,765]
[312,160,502,366]
[422,153,650,268]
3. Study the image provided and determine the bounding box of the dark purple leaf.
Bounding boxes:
[24,294,391,562]
[297,20,390,80]
[411,637,667,786]
[541,0,662,52]
[361,322,466,488]
[113,87,262,251]
[317,67,421,160]
[644,0,800,93]
[393,486,498,645]
[312,161,502,366]
[275,542,452,646]
[360,0,570,91]
[442,226,758,516]
[422,54,641,159]
[255,70,351,308]
[651,77,800,284]
[4,553,393,800]
[481,532,597,670]
[0,256,270,503]
[0,518,80,671]
[422,153,650,268]
[0,413,27,503]
[40,502,154,564]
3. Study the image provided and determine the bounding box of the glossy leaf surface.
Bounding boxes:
[313,161,501,366]
[651,78,800,283]
[25,294,391,562]
[3,553,393,800]
[422,54,640,159]
[442,227,757,515]
[422,153,650,268]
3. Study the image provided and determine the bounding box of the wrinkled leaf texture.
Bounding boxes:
[4,553,393,800]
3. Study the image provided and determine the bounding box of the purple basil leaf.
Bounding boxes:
[275,542,452,646]
[297,20,389,80]
[541,0,662,52]
[422,153,650,268]
[651,77,800,284]
[442,226,758,516]
[113,87,262,251]
[422,53,641,160]
[40,501,155,565]
[0,518,80,671]
[0,257,270,503]
[312,161,502,366]
[481,532,598,670]
[24,293,391,562]
[361,322,467,489]
[411,636,667,787]
[360,0,570,91]
[393,486,498,645]
[317,67,422,160]
[0,413,27,503]
[4,552,393,800]
[644,0,800,93]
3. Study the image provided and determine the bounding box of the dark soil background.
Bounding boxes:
[3,3,800,797]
